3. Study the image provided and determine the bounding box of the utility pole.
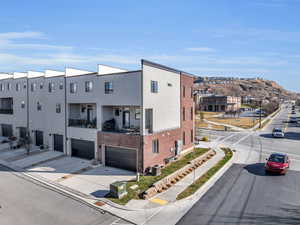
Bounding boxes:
[259,100,262,128]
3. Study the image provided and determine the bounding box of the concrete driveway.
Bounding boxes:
[27,156,136,198]
[59,165,135,197]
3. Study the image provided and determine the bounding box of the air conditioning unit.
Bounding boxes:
[175,140,182,155]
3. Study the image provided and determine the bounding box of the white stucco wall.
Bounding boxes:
[142,63,181,134]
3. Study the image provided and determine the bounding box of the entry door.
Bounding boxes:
[87,108,93,123]
[19,127,27,139]
[123,111,130,128]
[53,134,64,152]
[35,130,44,146]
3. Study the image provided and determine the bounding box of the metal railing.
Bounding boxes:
[68,119,97,129]
[0,109,13,114]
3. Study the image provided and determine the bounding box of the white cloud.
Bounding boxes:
[185,47,216,52]
[0,31,44,40]
[0,31,72,51]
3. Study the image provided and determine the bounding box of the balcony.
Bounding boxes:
[68,103,97,129]
[0,109,13,114]
[101,105,141,135]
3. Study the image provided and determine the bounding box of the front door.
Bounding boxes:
[35,130,43,146]
[123,111,130,128]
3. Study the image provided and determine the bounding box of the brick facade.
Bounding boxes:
[180,73,195,152]
[142,128,181,171]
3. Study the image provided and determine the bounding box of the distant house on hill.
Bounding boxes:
[199,95,241,112]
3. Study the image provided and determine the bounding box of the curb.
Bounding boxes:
[178,146,235,202]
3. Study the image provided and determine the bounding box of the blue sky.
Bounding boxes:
[0,0,300,91]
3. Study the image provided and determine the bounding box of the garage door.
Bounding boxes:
[19,127,27,139]
[71,139,94,160]
[35,130,44,146]
[53,134,64,152]
[2,124,13,137]
[105,146,137,171]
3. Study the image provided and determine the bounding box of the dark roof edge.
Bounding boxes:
[141,59,197,77]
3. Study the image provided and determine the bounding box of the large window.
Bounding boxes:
[7,83,11,91]
[0,83,4,91]
[183,132,186,145]
[59,82,64,90]
[70,82,77,93]
[183,86,186,97]
[56,103,61,113]
[85,81,93,92]
[183,107,185,121]
[190,107,193,120]
[152,139,159,153]
[104,81,113,94]
[48,82,54,93]
[151,80,158,93]
[191,129,193,143]
[37,102,42,111]
[16,83,20,91]
[31,83,36,92]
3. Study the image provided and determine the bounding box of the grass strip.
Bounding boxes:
[106,147,210,205]
[176,148,233,200]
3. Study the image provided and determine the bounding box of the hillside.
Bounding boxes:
[194,78,300,101]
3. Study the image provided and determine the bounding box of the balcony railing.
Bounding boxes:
[68,119,97,129]
[0,109,13,114]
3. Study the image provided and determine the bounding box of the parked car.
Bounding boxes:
[255,109,266,115]
[272,128,284,138]
[290,117,298,123]
[265,153,290,175]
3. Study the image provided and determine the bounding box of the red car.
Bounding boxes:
[265,153,290,175]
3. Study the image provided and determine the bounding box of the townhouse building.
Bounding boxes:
[0,60,195,173]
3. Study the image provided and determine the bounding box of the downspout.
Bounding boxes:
[140,60,144,174]
[64,76,68,155]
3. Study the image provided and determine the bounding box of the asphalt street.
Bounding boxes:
[178,104,300,225]
[0,165,132,225]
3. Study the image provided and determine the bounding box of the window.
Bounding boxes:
[135,108,141,120]
[167,83,173,87]
[16,83,20,91]
[7,83,11,91]
[70,82,77,93]
[183,132,186,145]
[115,109,120,116]
[191,129,194,143]
[151,80,158,93]
[152,139,159,153]
[183,107,185,121]
[104,81,113,94]
[0,83,3,91]
[59,82,64,90]
[21,101,25,109]
[48,82,54,92]
[31,83,36,92]
[191,107,193,120]
[183,86,186,97]
[85,81,93,92]
[37,102,42,111]
[40,82,44,89]
[23,82,27,89]
[56,103,61,113]
[191,87,193,98]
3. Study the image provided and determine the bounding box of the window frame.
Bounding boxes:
[152,139,159,153]
[85,81,93,92]
[151,80,158,93]
[104,81,113,94]
[56,103,61,113]
[70,82,77,94]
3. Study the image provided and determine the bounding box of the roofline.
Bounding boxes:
[141,59,197,77]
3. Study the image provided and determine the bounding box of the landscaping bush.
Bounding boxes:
[201,136,209,142]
